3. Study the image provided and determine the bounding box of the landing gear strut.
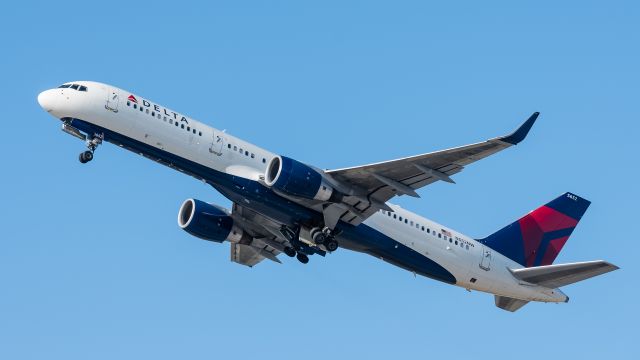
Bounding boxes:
[78,134,103,164]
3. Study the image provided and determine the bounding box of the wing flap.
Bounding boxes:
[231,243,282,267]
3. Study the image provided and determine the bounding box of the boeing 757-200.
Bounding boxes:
[37,81,618,311]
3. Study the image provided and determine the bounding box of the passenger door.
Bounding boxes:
[105,88,119,113]
[479,245,492,271]
[209,130,224,156]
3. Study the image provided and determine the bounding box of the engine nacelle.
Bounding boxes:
[264,155,335,201]
[177,199,246,243]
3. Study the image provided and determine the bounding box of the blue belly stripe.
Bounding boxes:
[68,118,456,284]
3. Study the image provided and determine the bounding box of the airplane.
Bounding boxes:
[37,81,618,312]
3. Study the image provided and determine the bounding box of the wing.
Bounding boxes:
[227,203,289,267]
[325,112,539,226]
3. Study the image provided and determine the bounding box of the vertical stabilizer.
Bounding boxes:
[480,192,590,267]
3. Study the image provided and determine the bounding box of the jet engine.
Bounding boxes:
[177,199,247,243]
[265,155,338,201]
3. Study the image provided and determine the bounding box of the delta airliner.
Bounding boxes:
[38,81,618,311]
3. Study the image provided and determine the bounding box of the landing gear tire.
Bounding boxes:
[284,246,296,257]
[312,232,326,245]
[325,239,339,252]
[296,253,309,264]
[79,151,93,163]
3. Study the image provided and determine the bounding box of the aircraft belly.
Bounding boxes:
[338,224,457,284]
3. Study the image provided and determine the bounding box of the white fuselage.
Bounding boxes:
[37,81,567,303]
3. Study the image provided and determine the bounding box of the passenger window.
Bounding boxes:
[174,122,178,126]
[399,216,402,221]
[245,151,249,156]
[139,106,143,112]
[404,219,408,224]
[251,153,255,158]
[187,126,190,131]
[127,102,131,106]
[427,228,430,233]
[133,104,137,109]
[421,226,425,231]
[181,124,185,129]
[199,131,202,136]
[438,233,441,238]
[239,148,243,153]
[393,214,397,219]
[70,84,79,90]
[262,158,266,163]
[79,86,87,92]
[234,146,237,151]
[193,129,196,134]
[228,144,231,149]
[152,112,155,116]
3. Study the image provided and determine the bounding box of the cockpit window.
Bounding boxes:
[57,83,88,92]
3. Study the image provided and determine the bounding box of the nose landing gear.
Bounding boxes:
[79,150,93,163]
[78,134,103,164]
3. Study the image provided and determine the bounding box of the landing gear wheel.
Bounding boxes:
[296,252,309,264]
[312,232,326,245]
[79,151,93,163]
[325,239,339,252]
[284,247,296,257]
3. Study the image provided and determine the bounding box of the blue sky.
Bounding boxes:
[1,1,638,359]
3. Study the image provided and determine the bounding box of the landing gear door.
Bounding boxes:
[105,88,119,113]
[479,245,492,271]
[209,130,224,156]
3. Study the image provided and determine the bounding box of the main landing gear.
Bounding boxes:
[296,253,309,264]
[280,225,340,264]
[78,134,103,164]
[310,227,339,252]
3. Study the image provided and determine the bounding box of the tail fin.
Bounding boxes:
[480,192,591,267]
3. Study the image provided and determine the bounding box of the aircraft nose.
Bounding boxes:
[37,89,56,112]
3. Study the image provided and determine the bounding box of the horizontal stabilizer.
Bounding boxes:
[510,260,619,288]
[495,295,529,312]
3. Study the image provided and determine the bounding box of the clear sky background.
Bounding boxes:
[1,1,638,359]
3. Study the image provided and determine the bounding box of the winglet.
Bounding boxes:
[500,112,539,145]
